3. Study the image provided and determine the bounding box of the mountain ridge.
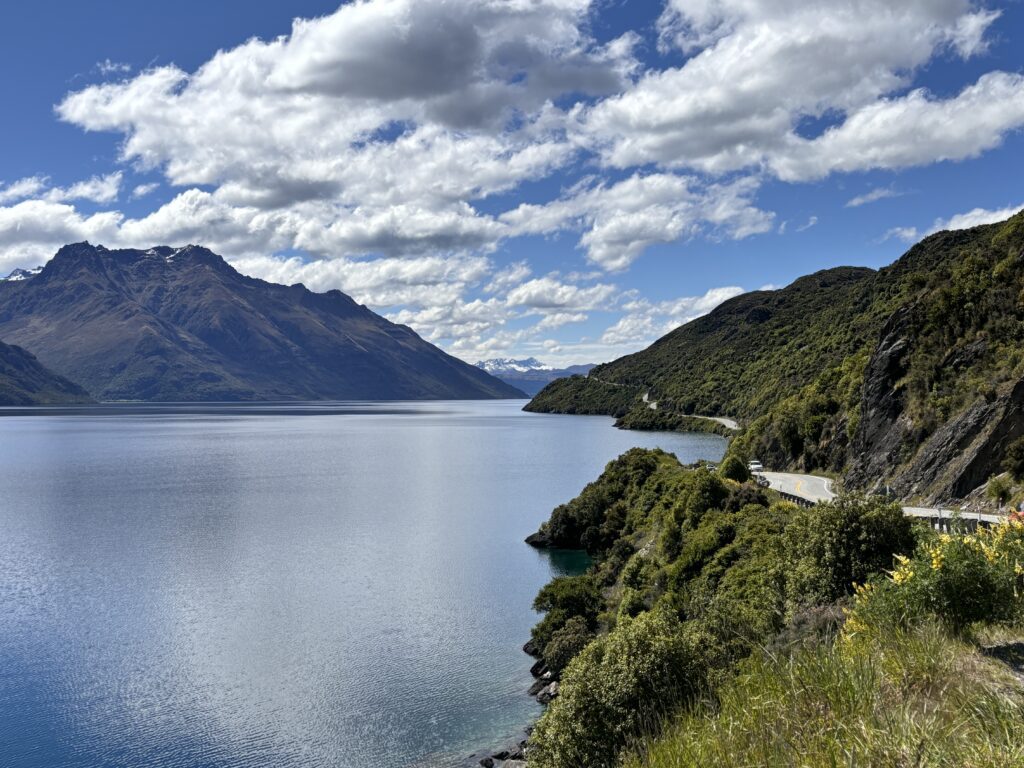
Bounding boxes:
[476,357,596,396]
[0,242,524,402]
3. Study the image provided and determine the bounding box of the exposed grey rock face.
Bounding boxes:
[895,379,1024,502]
[846,304,1024,502]
[0,243,525,402]
[537,681,559,704]
[846,306,915,492]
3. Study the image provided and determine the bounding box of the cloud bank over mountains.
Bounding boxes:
[2,0,1023,363]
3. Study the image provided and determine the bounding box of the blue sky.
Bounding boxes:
[1,0,1023,365]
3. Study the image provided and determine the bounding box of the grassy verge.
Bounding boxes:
[629,620,1024,768]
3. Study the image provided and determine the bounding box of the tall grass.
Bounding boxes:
[628,622,1024,768]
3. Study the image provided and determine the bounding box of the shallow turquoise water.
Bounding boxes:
[0,400,725,768]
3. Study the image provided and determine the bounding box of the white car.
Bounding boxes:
[747,461,764,472]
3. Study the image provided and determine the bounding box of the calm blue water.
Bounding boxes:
[0,401,725,768]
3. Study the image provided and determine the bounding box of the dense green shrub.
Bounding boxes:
[846,520,1024,636]
[531,575,603,651]
[783,495,916,610]
[542,615,594,675]
[539,449,661,554]
[717,455,749,482]
[987,473,1012,505]
[529,610,708,768]
[1003,437,1024,480]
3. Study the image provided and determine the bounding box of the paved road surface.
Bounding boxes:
[696,415,740,430]
[640,390,740,430]
[760,471,1006,524]
[761,471,835,502]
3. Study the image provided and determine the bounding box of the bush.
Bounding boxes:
[845,519,1024,636]
[987,473,1012,506]
[542,615,594,675]
[529,610,708,768]
[541,449,661,554]
[1003,436,1024,480]
[718,455,749,482]
[531,575,603,651]
[783,495,916,610]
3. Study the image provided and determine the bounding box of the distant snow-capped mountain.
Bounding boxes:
[2,267,43,282]
[476,357,553,374]
[475,358,596,396]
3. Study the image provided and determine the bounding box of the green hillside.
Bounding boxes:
[528,212,1024,501]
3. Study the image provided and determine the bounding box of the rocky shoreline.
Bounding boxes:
[468,560,567,767]
[466,635,557,767]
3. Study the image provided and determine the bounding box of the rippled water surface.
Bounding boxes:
[0,401,725,768]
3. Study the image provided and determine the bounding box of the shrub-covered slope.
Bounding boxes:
[528,212,1024,502]
[522,449,1024,768]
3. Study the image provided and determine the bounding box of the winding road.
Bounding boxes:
[641,392,740,430]
[758,471,1005,525]
[760,471,835,502]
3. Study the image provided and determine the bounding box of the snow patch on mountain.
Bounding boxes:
[1,266,43,282]
[476,357,555,374]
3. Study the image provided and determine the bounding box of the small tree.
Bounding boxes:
[783,495,915,610]
[542,616,594,674]
[719,454,750,483]
[1002,437,1024,480]
[987,474,1012,507]
[529,610,708,768]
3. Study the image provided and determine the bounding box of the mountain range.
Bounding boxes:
[528,211,1024,503]
[475,357,595,396]
[0,243,523,402]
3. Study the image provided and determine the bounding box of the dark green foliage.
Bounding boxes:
[529,610,709,768]
[542,616,595,675]
[537,449,662,555]
[529,266,876,435]
[718,455,749,482]
[783,495,916,610]
[613,405,734,436]
[531,575,602,651]
[721,483,768,512]
[987,474,1012,505]
[1003,437,1024,480]
[524,375,641,417]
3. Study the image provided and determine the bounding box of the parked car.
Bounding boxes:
[747,460,764,472]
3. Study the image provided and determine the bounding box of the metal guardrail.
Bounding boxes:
[778,491,815,508]
[762,473,1005,528]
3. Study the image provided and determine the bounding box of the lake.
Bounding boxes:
[0,400,725,768]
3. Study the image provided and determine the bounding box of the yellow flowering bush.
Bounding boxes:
[845,518,1024,637]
